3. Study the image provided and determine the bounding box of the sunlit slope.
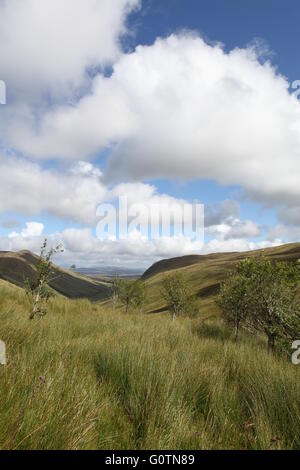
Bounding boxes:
[142,243,300,315]
[0,250,109,301]
[1,278,300,450]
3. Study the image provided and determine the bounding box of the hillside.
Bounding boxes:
[0,250,110,301]
[142,243,300,315]
[1,279,300,450]
[1,243,300,309]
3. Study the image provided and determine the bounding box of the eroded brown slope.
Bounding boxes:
[0,250,109,301]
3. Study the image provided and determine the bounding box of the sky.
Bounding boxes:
[0,0,300,269]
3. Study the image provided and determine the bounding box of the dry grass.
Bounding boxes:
[1,280,300,450]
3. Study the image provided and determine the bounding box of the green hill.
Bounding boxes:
[1,278,300,450]
[2,243,300,310]
[142,243,300,315]
[1,243,300,450]
[0,250,110,301]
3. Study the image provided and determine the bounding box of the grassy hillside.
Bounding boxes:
[0,250,110,301]
[142,243,300,316]
[2,243,299,310]
[1,279,300,450]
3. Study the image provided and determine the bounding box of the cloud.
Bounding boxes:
[0,0,140,101]
[4,75,139,160]
[0,227,205,268]
[205,200,240,227]
[104,34,300,210]
[203,238,281,256]
[0,148,261,246]
[0,193,265,269]
[1,219,21,229]
[0,154,196,228]
[276,205,300,227]
[207,219,260,240]
[0,8,298,260]
[109,182,190,228]
[7,33,300,211]
[0,224,279,269]
[0,156,194,227]
[205,200,260,240]
[9,221,44,238]
[267,223,300,244]
[0,153,107,224]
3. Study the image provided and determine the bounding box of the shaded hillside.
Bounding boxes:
[0,250,109,301]
[142,243,300,315]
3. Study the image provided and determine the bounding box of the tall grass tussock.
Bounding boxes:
[1,280,300,450]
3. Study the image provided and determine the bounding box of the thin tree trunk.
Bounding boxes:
[30,288,41,320]
[112,294,117,312]
[172,309,176,321]
[234,320,239,342]
[267,334,275,351]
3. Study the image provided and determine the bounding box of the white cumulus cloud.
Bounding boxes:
[5,33,300,215]
[9,221,44,239]
[0,153,107,224]
[0,0,140,101]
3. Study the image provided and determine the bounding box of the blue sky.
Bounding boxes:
[0,0,300,268]
[130,0,300,79]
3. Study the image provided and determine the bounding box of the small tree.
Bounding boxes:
[70,264,76,271]
[216,273,250,341]
[118,279,134,314]
[242,257,300,350]
[162,272,194,321]
[111,274,121,311]
[118,278,147,314]
[26,239,63,320]
[131,279,147,314]
[217,256,300,350]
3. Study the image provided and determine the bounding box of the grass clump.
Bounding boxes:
[1,281,300,449]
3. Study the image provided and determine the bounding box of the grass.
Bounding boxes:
[1,279,300,450]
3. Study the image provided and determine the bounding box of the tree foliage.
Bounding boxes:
[162,272,198,320]
[216,273,250,341]
[217,255,300,349]
[131,279,147,314]
[117,278,147,314]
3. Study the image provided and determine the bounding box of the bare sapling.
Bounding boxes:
[26,239,64,320]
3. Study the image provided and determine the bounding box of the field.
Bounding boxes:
[1,279,300,450]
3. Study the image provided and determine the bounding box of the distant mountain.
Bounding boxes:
[0,250,110,300]
[76,266,143,279]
